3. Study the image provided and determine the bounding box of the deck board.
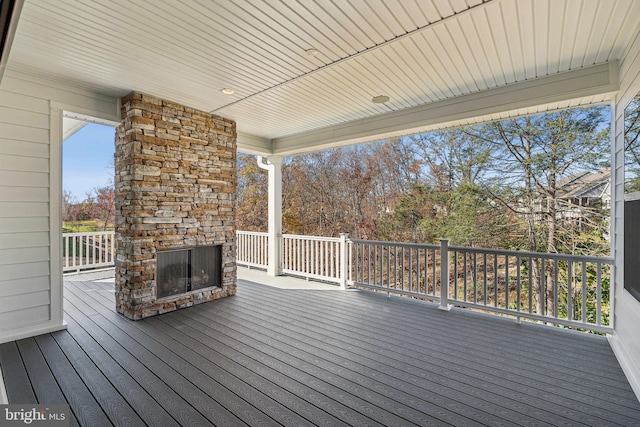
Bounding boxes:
[0,271,638,426]
[64,281,317,427]
[15,338,81,427]
[33,334,112,426]
[64,282,243,427]
[238,284,640,409]
[0,341,37,404]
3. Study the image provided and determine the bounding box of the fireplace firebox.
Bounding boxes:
[157,245,222,299]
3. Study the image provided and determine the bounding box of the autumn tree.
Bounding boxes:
[236,153,268,231]
[91,186,116,230]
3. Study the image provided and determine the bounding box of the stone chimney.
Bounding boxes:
[114,92,237,320]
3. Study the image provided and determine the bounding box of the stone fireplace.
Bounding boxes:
[114,92,237,320]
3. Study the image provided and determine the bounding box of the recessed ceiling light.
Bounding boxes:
[372,95,390,104]
[305,48,319,57]
[221,88,234,95]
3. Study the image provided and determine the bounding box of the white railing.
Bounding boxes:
[236,231,269,269]
[447,245,613,331]
[63,231,115,273]
[282,234,347,284]
[60,229,612,331]
[348,238,613,333]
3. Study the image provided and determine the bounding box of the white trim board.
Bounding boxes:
[0,364,8,404]
[272,62,619,155]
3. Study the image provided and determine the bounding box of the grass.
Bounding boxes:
[62,220,113,233]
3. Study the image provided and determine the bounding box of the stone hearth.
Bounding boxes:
[115,92,237,320]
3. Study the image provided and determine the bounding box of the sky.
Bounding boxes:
[63,123,116,201]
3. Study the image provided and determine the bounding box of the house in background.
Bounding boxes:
[1,0,639,405]
[557,169,612,214]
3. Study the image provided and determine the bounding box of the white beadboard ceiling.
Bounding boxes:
[6,0,640,154]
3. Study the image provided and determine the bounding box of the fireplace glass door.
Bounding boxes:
[156,245,222,299]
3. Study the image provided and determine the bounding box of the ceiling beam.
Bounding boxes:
[0,0,23,85]
[271,61,619,156]
[237,132,272,155]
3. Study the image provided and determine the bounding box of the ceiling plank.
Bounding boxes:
[271,62,618,155]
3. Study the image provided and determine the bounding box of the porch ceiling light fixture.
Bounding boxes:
[221,88,235,95]
[305,48,320,57]
[372,95,390,104]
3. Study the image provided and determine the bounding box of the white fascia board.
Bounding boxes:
[237,131,273,155]
[273,62,619,156]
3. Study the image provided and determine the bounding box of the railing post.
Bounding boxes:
[339,233,349,290]
[439,238,452,311]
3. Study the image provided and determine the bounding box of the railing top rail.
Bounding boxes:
[449,245,614,264]
[63,230,115,237]
[348,238,440,250]
[236,231,269,236]
[283,234,341,242]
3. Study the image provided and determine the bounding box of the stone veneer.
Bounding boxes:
[115,92,237,320]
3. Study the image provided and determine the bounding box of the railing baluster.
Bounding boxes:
[528,257,533,314]
[596,263,602,326]
[483,253,488,306]
[567,261,573,321]
[554,259,559,319]
[541,259,546,316]
[505,255,509,310]
[401,247,405,292]
[493,254,498,308]
[409,248,413,293]
[453,250,458,301]
[473,252,477,304]
[387,245,392,291]
[516,256,521,320]
[463,252,468,302]
[432,249,436,295]
[582,261,587,323]
[395,246,399,290]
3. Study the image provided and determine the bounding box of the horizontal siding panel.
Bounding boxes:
[0,139,49,158]
[0,203,49,218]
[0,305,50,332]
[0,122,49,144]
[0,186,49,202]
[0,290,50,314]
[0,106,49,129]
[0,232,49,249]
[0,90,49,113]
[0,154,49,172]
[0,171,49,188]
[2,73,119,121]
[0,217,49,233]
[0,275,50,297]
[0,262,50,281]
[0,247,50,266]
[620,34,640,103]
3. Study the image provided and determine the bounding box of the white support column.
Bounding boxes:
[257,156,283,276]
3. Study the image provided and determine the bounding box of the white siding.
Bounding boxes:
[609,29,640,402]
[0,70,118,343]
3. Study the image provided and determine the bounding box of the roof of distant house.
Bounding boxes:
[557,169,610,200]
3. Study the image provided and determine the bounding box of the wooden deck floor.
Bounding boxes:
[1,271,640,426]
